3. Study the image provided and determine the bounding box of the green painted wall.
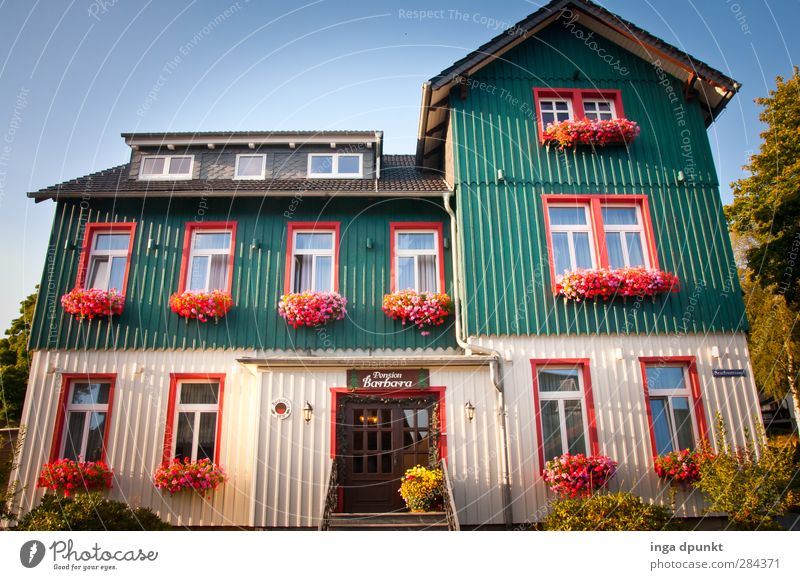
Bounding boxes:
[450,21,746,336]
[30,197,456,351]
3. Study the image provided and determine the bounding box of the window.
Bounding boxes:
[163,374,225,464]
[547,206,595,273]
[77,223,136,292]
[234,154,266,180]
[583,99,616,121]
[641,357,708,457]
[285,223,340,293]
[531,360,598,468]
[139,155,194,179]
[179,222,236,294]
[50,375,115,463]
[391,223,444,293]
[602,205,647,268]
[307,153,363,178]
[539,99,573,127]
[533,88,624,143]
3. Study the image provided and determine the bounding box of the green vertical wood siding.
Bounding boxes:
[30,197,456,351]
[450,22,746,336]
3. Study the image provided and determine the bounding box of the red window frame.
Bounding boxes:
[177,221,237,294]
[75,222,137,291]
[49,373,117,463]
[389,222,446,293]
[541,194,660,290]
[639,356,709,459]
[530,358,599,472]
[532,88,625,143]
[162,373,226,465]
[284,222,341,294]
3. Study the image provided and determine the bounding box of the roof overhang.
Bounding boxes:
[416,0,740,168]
[122,130,383,149]
[236,354,493,371]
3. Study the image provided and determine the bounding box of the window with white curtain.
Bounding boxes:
[60,381,111,462]
[582,99,616,121]
[539,99,572,127]
[186,230,233,292]
[172,381,220,462]
[394,231,440,293]
[602,205,647,268]
[548,205,596,273]
[291,231,335,292]
[86,232,131,291]
[536,367,590,461]
[645,365,697,455]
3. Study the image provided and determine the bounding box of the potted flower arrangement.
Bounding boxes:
[542,453,618,498]
[555,267,679,302]
[278,291,347,328]
[398,464,443,512]
[38,459,114,497]
[153,458,227,497]
[61,287,125,321]
[382,290,452,336]
[543,118,640,149]
[169,290,233,322]
[654,449,712,488]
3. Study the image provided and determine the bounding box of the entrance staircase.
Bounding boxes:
[328,512,448,531]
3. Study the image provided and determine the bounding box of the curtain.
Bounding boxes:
[293,255,311,292]
[573,233,593,269]
[549,207,586,226]
[625,233,645,267]
[418,255,437,292]
[208,254,228,290]
[188,256,208,291]
[564,400,586,455]
[314,256,332,292]
[605,232,625,269]
[538,369,579,392]
[551,232,571,273]
[601,207,637,225]
[397,257,415,290]
[88,257,109,289]
[179,383,219,405]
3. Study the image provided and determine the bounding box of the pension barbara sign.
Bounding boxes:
[347,369,430,390]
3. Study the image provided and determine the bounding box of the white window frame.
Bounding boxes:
[186,228,233,292]
[234,154,266,180]
[582,99,617,121]
[537,366,591,458]
[539,99,573,127]
[645,365,699,452]
[548,204,597,273]
[172,381,220,463]
[602,204,649,268]
[60,381,111,461]
[307,153,364,178]
[85,231,130,291]
[394,229,441,293]
[290,229,336,292]
[138,155,194,180]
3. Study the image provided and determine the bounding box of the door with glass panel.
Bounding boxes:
[536,366,591,462]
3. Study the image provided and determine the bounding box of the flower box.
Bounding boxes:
[382,290,452,336]
[169,290,233,322]
[61,288,125,321]
[654,449,712,487]
[555,267,679,302]
[278,291,347,328]
[398,465,443,512]
[543,117,640,149]
[153,458,227,496]
[38,459,113,497]
[543,453,618,498]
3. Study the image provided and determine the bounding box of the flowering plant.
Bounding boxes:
[153,458,227,496]
[278,291,347,328]
[61,288,125,321]
[169,290,233,322]
[37,459,113,497]
[382,290,452,336]
[555,267,679,302]
[398,465,443,512]
[654,449,713,486]
[543,453,618,498]
[542,117,640,148]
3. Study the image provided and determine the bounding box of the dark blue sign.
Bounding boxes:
[712,369,746,378]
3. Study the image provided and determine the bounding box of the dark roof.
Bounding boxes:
[28,154,449,201]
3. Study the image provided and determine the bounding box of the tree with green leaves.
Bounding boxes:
[727,67,800,306]
[0,290,36,423]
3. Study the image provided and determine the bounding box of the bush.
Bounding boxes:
[694,413,796,530]
[543,492,673,531]
[15,493,170,531]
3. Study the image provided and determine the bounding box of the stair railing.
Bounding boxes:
[318,457,341,531]
[440,458,461,531]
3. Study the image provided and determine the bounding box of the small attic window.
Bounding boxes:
[139,155,194,180]
[235,154,266,180]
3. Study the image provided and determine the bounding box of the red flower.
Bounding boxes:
[382,290,452,335]
[61,288,125,321]
[278,292,347,328]
[169,290,233,322]
[38,459,113,495]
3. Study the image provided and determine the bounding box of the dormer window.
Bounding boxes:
[139,155,193,180]
[308,153,363,178]
[235,154,266,180]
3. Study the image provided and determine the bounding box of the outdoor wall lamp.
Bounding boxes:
[302,401,313,423]
[497,168,506,182]
[710,346,720,358]
[366,237,373,249]
[465,401,476,422]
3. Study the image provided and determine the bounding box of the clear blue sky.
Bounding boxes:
[0,0,796,331]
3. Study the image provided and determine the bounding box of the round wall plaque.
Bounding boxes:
[271,398,292,419]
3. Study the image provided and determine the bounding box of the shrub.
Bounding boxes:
[38,459,113,496]
[543,453,617,498]
[543,492,673,531]
[153,458,227,496]
[694,413,796,529]
[16,493,170,531]
[398,465,443,512]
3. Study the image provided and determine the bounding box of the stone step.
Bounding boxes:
[328,512,450,530]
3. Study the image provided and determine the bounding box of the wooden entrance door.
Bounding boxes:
[342,399,433,513]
